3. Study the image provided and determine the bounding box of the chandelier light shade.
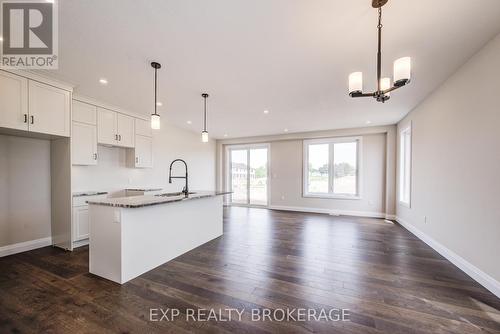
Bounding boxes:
[151,114,161,130]
[348,0,411,103]
[394,57,412,86]
[201,93,209,143]
[380,77,391,96]
[201,131,209,143]
[348,72,363,95]
[150,62,161,129]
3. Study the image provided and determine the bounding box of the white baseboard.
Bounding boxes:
[269,205,391,219]
[396,217,500,299]
[0,237,52,258]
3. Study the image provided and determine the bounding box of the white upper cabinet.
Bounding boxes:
[73,100,97,125]
[134,135,153,168]
[72,122,97,165]
[28,80,71,137]
[97,108,135,147]
[0,71,29,131]
[135,118,152,137]
[116,113,134,148]
[97,108,118,145]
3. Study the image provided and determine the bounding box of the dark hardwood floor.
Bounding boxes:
[1,207,499,333]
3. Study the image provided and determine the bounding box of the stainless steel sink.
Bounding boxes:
[155,192,196,197]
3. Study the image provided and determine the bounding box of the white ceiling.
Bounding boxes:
[40,0,500,139]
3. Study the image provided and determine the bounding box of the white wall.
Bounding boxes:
[72,120,216,196]
[217,125,396,217]
[397,33,500,287]
[0,135,52,247]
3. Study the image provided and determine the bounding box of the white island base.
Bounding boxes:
[88,194,223,284]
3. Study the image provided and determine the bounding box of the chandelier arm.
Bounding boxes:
[350,92,376,98]
[382,85,402,95]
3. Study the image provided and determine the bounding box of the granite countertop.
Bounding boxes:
[125,188,163,192]
[86,190,231,208]
[73,191,109,197]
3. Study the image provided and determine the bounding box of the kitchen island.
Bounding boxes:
[87,191,230,284]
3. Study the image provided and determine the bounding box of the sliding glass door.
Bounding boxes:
[227,145,269,206]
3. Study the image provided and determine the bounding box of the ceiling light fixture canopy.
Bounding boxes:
[151,62,161,129]
[201,93,209,143]
[348,0,411,103]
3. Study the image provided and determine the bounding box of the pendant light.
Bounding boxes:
[348,0,411,103]
[201,93,209,143]
[150,62,161,129]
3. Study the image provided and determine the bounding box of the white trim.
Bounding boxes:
[303,136,363,199]
[269,205,388,219]
[0,237,53,258]
[396,217,500,299]
[73,94,149,121]
[73,239,89,249]
[0,69,74,92]
[398,123,412,207]
[225,143,271,207]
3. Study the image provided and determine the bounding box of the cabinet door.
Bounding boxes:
[116,113,134,147]
[73,206,89,241]
[97,108,117,145]
[0,71,29,131]
[72,122,97,165]
[73,100,97,125]
[135,118,152,137]
[28,80,71,137]
[135,135,153,168]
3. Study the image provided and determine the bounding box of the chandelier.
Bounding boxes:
[348,0,411,103]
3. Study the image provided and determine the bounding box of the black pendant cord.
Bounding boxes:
[154,67,158,116]
[202,93,209,132]
[377,7,382,93]
[204,97,207,132]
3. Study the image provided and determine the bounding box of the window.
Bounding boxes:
[399,125,412,207]
[303,137,361,199]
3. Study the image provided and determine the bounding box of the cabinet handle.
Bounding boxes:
[136,157,138,163]
[115,134,118,141]
[94,153,98,160]
[23,114,28,123]
[119,134,122,141]
[30,115,34,124]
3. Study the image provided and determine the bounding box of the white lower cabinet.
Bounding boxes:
[72,194,107,247]
[73,206,90,242]
[72,122,98,165]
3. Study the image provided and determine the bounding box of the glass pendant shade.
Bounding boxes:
[151,114,160,130]
[201,131,209,143]
[349,72,363,94]
[380,77,391,95]
[394,57,411,86]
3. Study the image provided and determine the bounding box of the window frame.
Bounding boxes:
[399,124,412,208]
[303,136,363,200]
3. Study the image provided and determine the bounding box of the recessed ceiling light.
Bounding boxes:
[99,78,108,85]
[263,110,269,114]
[46,0,54,3]
[0,36,3,42]
[366,120,372,124]
[156,102,163,107]
[223,134,228,137]
[186,120,192,125]
[284,128,289,132]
